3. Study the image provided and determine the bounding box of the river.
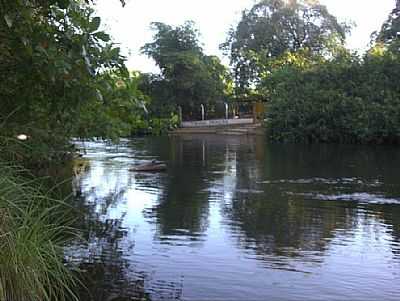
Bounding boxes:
[67,135,400,301]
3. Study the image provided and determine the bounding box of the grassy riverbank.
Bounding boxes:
[0,163,78,301]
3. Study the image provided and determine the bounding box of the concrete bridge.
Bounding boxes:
[171,119,265,136]
[181,118,254,128]
[170,102,266,136]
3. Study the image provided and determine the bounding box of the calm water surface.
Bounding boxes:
[68,135,400,301]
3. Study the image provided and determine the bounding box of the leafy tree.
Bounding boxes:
[142,21,232,120]
[141,21,203,74]
[75,71,152,139]
[376,0,400,45]
[221,0,349,94]
[0,0,131,162]
[262,44,400,144]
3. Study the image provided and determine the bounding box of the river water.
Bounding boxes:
[67,135,400,301]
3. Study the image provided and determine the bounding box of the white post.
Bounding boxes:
[202,139,206,167]
[178,106,182,126]
[201,104,205,121]
[225,102,229,119]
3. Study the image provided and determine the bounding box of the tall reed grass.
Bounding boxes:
[0,163,78,301]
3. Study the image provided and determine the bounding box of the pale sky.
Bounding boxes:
[95,0,395,73]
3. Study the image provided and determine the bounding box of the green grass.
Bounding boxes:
[0,163,79,301]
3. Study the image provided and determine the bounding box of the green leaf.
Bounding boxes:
[110,47,121,59]
[57,0,70,9]
[4,15,13,28]
[94,31,110,42]
[89,17,101,32]
[35,45,48,57]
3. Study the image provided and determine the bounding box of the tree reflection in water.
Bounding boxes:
[63,138,400,300]
[221,142,400,271]
[143,136,234,243]
[67,155,182,301]
[143,135,400,272]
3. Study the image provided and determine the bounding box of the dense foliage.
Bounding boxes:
[0,0,132,161]
[263,48,400,143]
[376,0,400,46]
[142,21,233,120]
[221,0,349,95]
[222,0,400,144]
[0,0,179,166]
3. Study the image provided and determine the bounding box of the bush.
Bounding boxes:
[263,48,400,144]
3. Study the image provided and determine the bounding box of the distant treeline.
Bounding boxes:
[223,0,400,144]
[2,0,400,167]
[264,47,400,144]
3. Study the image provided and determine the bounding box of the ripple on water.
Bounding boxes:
[288,192,400,205]
[260,177,383,187]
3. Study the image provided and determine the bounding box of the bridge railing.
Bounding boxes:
[179,101,256,122]
[178,101,265,127]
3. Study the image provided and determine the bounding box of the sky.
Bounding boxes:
[95,0,396,73]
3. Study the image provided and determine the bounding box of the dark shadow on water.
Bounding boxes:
[223,142,400,269]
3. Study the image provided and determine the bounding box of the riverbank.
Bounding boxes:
[170,122,265,136]
[0,163,78,301]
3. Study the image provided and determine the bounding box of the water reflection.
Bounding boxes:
[67,137,400,301]
[221,142,400,268]
[67,142,182,300]
[69,176,147,300]
[144,138,212,241]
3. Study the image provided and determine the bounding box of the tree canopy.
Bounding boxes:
[0,0,150,162]
[259,0,400,144]
[141,21,232,120]
[221,0,349,94]
[375,0,400,49]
